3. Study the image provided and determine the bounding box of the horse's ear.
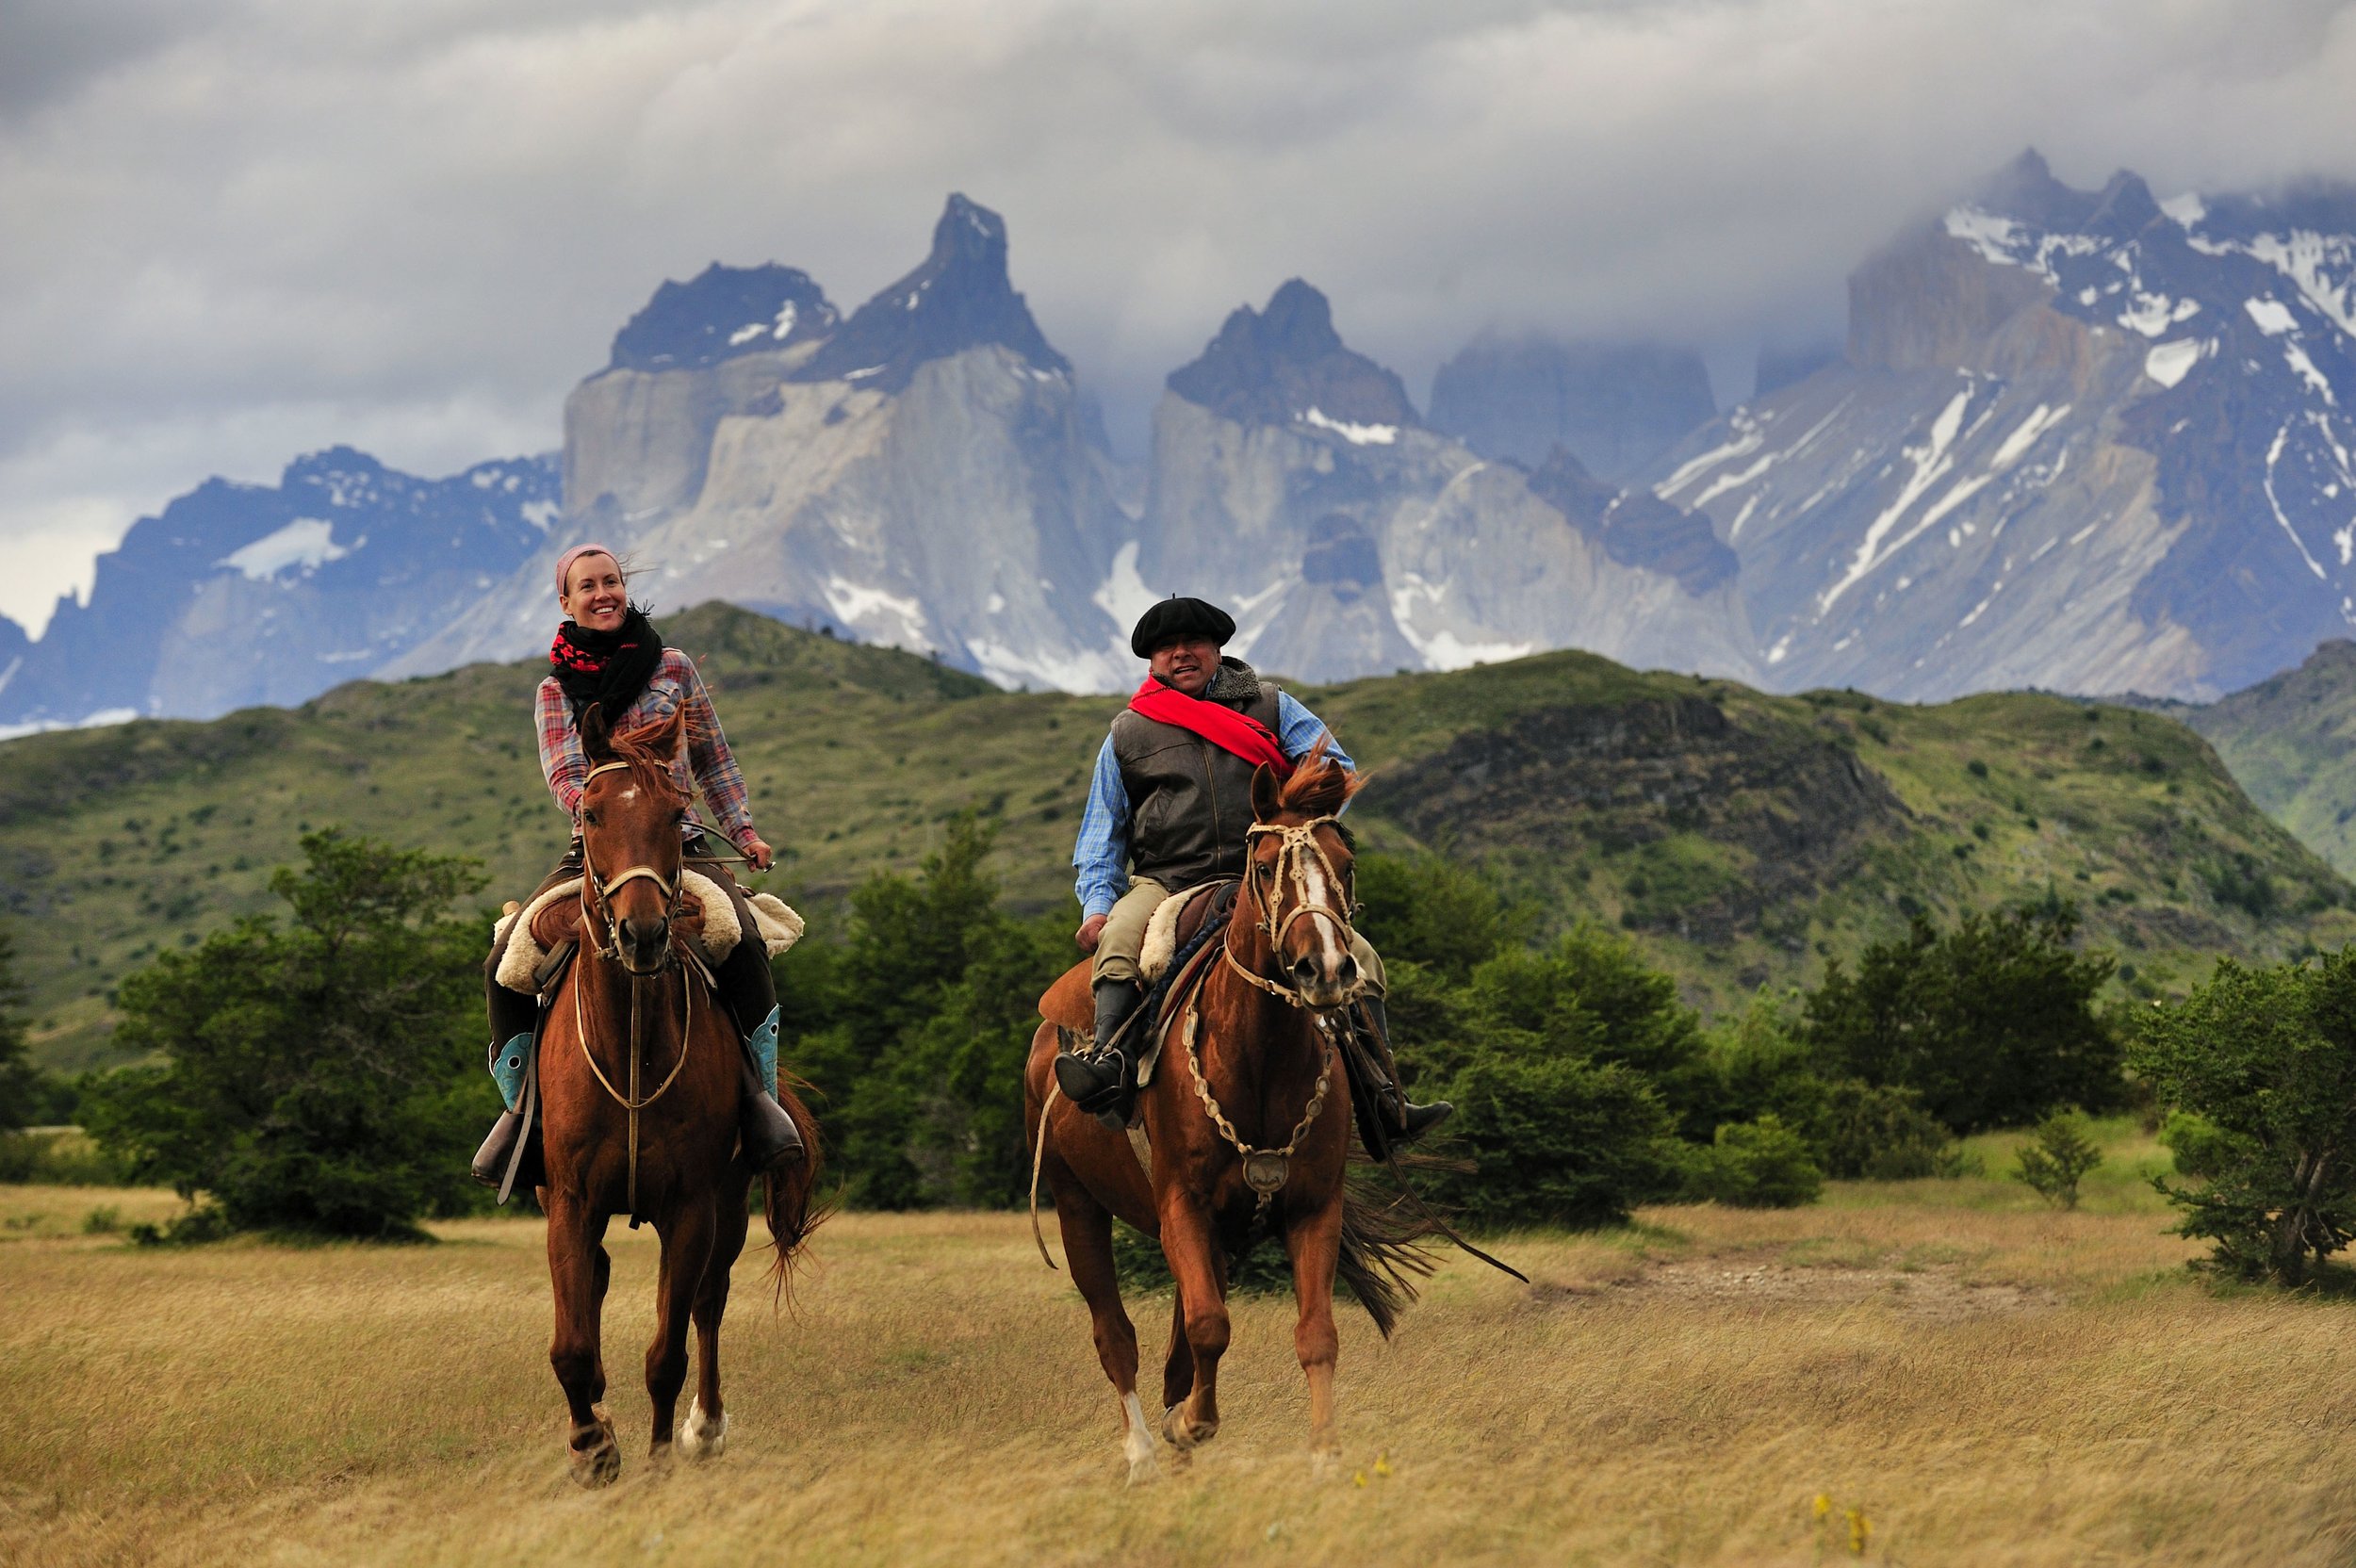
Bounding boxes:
[579,701,613,761]
[1251,762,1282,823]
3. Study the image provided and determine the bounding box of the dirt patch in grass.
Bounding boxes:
[1628,1252,2060,1320]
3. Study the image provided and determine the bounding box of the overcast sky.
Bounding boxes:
[3,0,2352,635]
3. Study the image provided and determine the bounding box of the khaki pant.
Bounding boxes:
[1091,876,1385,994]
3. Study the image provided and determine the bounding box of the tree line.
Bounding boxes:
[5,823,2353,1285]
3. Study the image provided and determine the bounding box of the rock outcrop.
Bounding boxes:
[1141,283,1758,685]
[392,194,1135,692]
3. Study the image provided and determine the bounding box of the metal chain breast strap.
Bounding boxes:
[1187,813,1356,1217]
[1181,999,1336,1223]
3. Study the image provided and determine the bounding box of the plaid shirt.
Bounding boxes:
[536,648,760,851]
[1072,690,1352,918]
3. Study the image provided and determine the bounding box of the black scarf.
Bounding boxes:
[550,607,664,722]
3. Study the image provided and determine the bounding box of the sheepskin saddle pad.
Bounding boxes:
[1138,880,1232,982]
[492,871,804,994]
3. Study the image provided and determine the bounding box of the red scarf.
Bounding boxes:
[1128,678,1292,777]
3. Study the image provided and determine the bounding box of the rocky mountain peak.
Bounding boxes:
[792,192,1070,392]
[608,263,838,373]
[1165,278,1417,432]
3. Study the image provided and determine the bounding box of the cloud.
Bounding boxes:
[3,0,2353,632]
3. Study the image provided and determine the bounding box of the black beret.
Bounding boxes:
[1130,596,1236,659]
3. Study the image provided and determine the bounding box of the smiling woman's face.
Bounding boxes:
[561,553,628,632]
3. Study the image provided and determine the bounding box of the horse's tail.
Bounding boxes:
[1333,1161,1445,1338]
[762,1075,829,1305]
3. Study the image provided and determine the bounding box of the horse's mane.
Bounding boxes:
[1275,736,1365,819]
[597,705,691,807]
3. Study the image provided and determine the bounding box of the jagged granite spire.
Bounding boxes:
[793,193,1070,391]
[608,263,838,371]
[1165,279,1417,430]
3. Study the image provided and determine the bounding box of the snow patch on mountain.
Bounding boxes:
[218,518,351,580]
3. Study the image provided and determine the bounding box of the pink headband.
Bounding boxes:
[554,542,620,597]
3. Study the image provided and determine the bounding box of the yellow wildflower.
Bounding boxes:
[1846,1508,1870,1557]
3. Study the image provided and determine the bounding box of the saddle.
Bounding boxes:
[1040,881,1235,1101]
[491,872,805,996]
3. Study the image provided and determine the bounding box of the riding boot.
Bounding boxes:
[471,1109,527,1187]
[735,1038,806,1169]
[1353,996,1453,1144]
[1055,978,1144,1125]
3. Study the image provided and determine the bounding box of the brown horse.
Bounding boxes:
[532,703,822,1487]
[1024,751,1428,1484]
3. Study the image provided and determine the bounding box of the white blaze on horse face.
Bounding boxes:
[1296,850,1346,973]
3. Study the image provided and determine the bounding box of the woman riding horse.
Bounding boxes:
[471,544,803,1184]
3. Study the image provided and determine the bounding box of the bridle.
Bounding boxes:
[570,757,706,1217]
[576,759,684,977]
[1219,815,1362,1012]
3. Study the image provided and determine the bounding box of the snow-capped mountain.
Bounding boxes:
[391,193,1136,692]
[0,449,557,727]
[1651,151,2356,702]
[1141,281,1758,684]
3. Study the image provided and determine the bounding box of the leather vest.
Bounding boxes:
[1110,663,1284,895]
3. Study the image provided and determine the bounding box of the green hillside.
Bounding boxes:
[5,604,2348,1074]
[2149,640,2356,879]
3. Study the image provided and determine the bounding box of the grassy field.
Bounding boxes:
[7,1120,2354,1566]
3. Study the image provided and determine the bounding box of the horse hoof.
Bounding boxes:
[1161,1408,1218,1451]
[679,1396,728,1462]
[568,1412,621,1489]
[1310,1448,1340,1479]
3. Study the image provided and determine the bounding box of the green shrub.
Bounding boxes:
[1810,1081,1955,1180]
[2158,1111,2233,1180]
[2131,953,2356,1284]
[0,1127,129,1185]
[1420,1050,1677,1230]
[81,1204,121,1234]
[2010,1109,2103,1209]
[1803,903,2119,1132]
[1683,1115,1824,1208]
[79,831,491,1241]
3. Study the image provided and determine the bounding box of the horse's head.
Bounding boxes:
[1241,742,1365,1011]
[577,701,691,975]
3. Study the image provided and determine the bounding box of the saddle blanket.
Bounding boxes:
[491,871,804,994]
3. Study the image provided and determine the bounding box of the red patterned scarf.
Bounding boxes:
[1128,678,1291,777]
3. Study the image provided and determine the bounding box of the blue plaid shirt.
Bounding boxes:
[1072,690,1354,918]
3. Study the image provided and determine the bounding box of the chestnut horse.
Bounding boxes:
[532,704,822,1487]
[1024,752,1429,1484]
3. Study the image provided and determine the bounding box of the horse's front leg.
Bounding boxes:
[547,1192,620,1487]
[1157,1189,1230,1455]
[1051,1168,1159,1485]
[646,1193,716,1462]
[679,1179,748,1462]
[1283,1192,1347,1464]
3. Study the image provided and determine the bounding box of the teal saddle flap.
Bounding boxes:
[488,1004,780,1105]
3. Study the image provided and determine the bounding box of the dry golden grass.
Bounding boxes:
[5,1153,2355,1567]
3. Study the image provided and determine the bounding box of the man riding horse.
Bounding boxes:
[1055,596,1449,1146]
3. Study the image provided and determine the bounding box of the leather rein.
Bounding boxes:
[571,757,712,1217]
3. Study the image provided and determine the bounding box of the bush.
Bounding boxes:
[1683,1115,1824,1208]
[777,815,1072,1210]
[1810,1081,1956,1181]
[2131,953,2356,1284]
[79,831,492,1241]
[0,1127,129,1185]
[1419,1050,1677,1230]
[1702,989,1956,1179]
[1804,903,2119,1132]
[1354,853,1530,983]
[2011,1109,2103,1209]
